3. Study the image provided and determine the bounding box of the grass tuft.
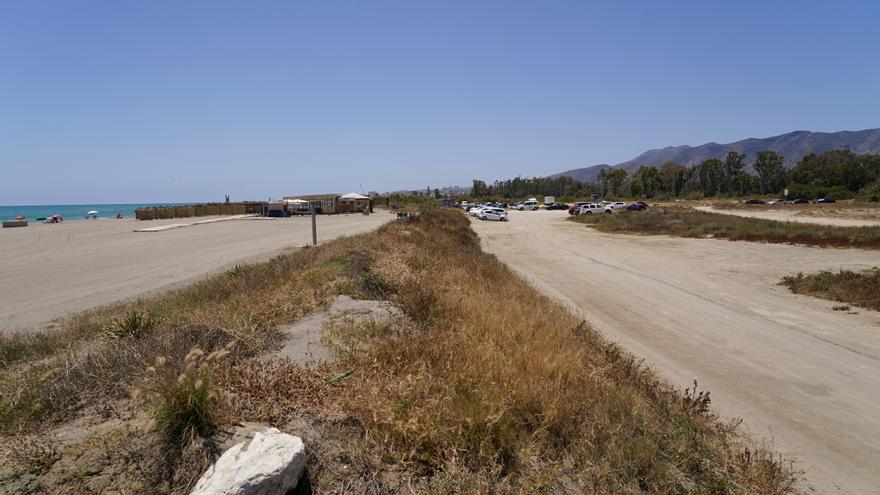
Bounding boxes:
[150,347,228,445]
[105,311,155,339]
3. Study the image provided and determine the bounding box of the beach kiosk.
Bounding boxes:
[337,193,371,213]
[285,198,310,215]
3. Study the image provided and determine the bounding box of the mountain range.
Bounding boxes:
[552,128,880,182]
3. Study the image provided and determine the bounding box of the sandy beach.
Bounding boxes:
[0,213,391,332]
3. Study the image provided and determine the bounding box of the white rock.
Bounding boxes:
[191,427,306,495]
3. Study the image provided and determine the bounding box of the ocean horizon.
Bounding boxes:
[0,203,190,222]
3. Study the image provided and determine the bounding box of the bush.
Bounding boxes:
[857,180,880,202]
[781,268,880,311]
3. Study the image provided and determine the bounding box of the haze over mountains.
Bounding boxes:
[553,128,880,183]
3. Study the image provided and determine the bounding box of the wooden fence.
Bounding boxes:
[135,203,260,220]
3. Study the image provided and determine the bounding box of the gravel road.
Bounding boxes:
[471,209,880,494]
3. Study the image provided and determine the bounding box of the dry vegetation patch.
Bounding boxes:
[0,209,801,493]
[573,206,880,249]
[781,268,880,311]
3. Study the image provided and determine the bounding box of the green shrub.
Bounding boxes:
[106,311,155,339]
[857,180,880,202]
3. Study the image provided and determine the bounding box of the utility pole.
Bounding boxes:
[310,203,317,246]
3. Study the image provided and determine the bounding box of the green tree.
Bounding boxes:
[607,169,628,197]
[754,151,786,194]
[471,179,489,197]
[723,151,747,195]
[660,162,687,197]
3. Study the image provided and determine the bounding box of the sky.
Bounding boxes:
[1,0,878,204]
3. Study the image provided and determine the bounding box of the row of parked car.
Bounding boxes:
[460,199,650,221]
[465,204,509,221]
[566,201,648,215]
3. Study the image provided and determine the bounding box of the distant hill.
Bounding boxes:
[550,164,612,183]
[553,128,880,180]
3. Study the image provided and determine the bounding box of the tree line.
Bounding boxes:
[471,150,880,201]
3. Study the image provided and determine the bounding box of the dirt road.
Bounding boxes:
[696,206,880,227]
[0,213,390,332]
[472,210,880,494]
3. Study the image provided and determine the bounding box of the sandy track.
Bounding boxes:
[472,210,880,494]
[695,206,880,227]
[0,214,391,331]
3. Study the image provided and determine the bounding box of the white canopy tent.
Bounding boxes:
[339,193,369,200]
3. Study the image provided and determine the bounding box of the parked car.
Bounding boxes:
[517,200,539,211]
[577,203,610,215]
[743,199,765,204]
[468,206,485,217]
[568,202,589,215]
[790,198,809,204]
[767,199,785,204]
[816,197,836,203]
[625,203,647,211]
[545,202,569,210]
[479,208,508,221]
[604,201,626,210]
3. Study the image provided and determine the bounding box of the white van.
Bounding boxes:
[517,200,539,211]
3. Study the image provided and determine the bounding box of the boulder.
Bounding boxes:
[191,427,306,495]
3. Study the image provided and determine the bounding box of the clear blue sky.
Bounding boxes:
[2,0,878,204]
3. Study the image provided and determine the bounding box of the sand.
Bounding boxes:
[0,213,391,332]
[695,205,880,227]
[471,210,880,495]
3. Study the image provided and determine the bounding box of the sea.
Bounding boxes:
[0,203,188,222]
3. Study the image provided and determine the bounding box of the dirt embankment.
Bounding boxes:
[471,210,880,495]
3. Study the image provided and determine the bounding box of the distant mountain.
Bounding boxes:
[550,164,612,183]
[554,128,880,180]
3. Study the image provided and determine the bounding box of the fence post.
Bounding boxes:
[311,203,317,246]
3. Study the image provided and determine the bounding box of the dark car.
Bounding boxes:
[625,203,647,211]
[816,197,836,203]
[568,202,589,215]
[545,202,569,210]
[790,198,809,204]
[743,199,765,204]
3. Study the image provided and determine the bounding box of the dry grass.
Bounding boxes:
[781,268,880,311]
[0,209,801,493]
[324,211,800,492]
[572,206,880,249]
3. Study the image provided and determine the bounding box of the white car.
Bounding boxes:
[605,201,626,210]
[517,200,539,211]
[468,206,485,217]
[767,199,785,205]
[577,203,611,215]
[479,208,508,222]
